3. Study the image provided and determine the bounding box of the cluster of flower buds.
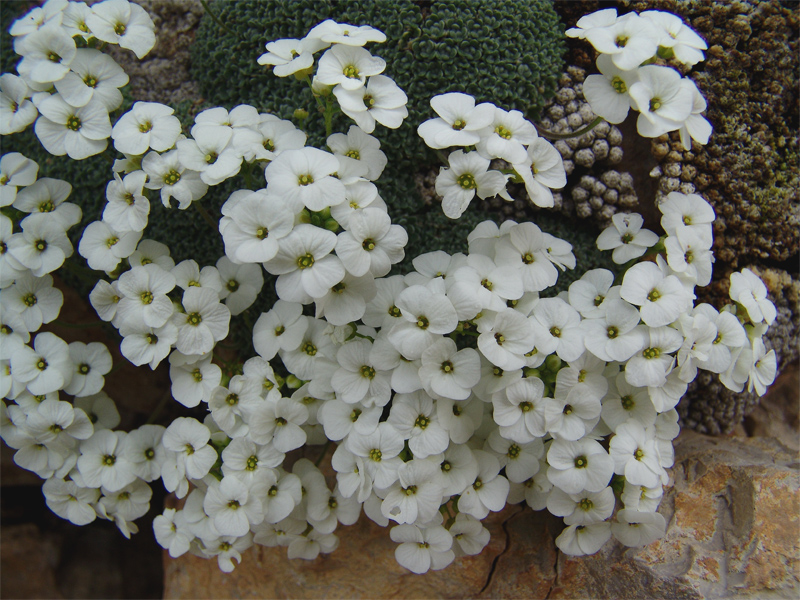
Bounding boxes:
[568,8,711,149]
[418,92,567,216]
[1,0,156,158]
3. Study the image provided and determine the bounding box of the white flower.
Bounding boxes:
[265,224,345,303]
[257,38,320,77]
[177,124,243,186]
[12,331,73,395]
[609,420,663,488]
[391,523,454,574]
[63,341,112,397]
[331,338,392,407]
[547,486,615,526]
[119,320,177,369]
[581,298,646,363]
[417,93,495,149]
[142,149,208,210]
[566,8,618,39]
[492,377,547,443]
[449,513,491,557]
[16,22,76,84]
[9,0,68,39]
[381,459,444,524]
[596,212,659,264]
[677,79,712,150]
[494,222,559,292]
[641,10,708,66]
[327,125,387,180]
[477,308,536,371]
[346,422,404,489]
[307,19,387,46]
[624,326,683,388]
[315,45,385,91]
[153,508,192,558]
[620,261,693,327]
[486,430,543,484]
[222,192,295,265]
[3,272,63,331]
[530,297,585,363]
[583,13,659,71]
[659,191,715,246]
[1,74,38,135]
[612,509,666,547]
[629,66,695,138]
[162,416,217,480]
[77,429,136,492]
[86,0,156,59]
[102,170,149,232]
[546,438,614,494]
[7,213,72,277]
[747,337,777,397]
[729,269,776,325]
[117,263,176,328]
[664,224,714,286]
[14,177,80,230]
[388,280,458,360]
[555,522,612,556]
[335,207,407,277]
[53,48,128,111]
[172,287,230,356]
[248,393,308,452]
[582,54,639,124]
[435,150,509,219]
[35,96,110,160]
[78,220,142,272]
[216,257,263,316]
[476,106,537,163]
[0,152,39,207]
[601,373,657,431]
[112,102,181,156]
[43,477,99,525]
[334,74,408,134]
[457,450,510,519]
[204,476,264,537]
[387,391,449,458]
[265,147,345,212]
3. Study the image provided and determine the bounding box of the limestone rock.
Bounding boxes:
[163,432,799,599]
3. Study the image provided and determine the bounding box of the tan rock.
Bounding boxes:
[164,504,558,599]
[164,432,799,599]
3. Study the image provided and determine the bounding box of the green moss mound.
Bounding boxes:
[191,0,566,168]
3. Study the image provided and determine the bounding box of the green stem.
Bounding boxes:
[61,257,99,283]
[323,94,337,139]
[314,440,332,467]
[535,116,604,140]
[198,0,242,40]
[304,75,327,112]
[193,202,218,232]
[145,388,172,425]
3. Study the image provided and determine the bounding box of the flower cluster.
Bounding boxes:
[0,2,778,577]
[1,0,156,159]
[418,92,566,216]
[568,8,711,149]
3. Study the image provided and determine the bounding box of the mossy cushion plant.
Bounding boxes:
[190,0,579,282]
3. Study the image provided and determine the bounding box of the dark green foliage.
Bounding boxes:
[192,0,566,169]
[190,0,568,289]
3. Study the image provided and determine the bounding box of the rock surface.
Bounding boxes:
[163,431,800,599]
